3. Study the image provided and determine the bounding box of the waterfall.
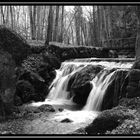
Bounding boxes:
[47,74,71,100]
[30,59,133,124]
[83,69,116,111]
[47,62,85,101]
[31,60,132,110]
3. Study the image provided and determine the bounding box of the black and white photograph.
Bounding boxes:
[0,1,140,138]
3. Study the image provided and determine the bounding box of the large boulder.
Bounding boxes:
[131,58,140,69]
[15,69,48,105]
[67,65,104,106]
[126,58,140,98]
[0,50,16,120]
[85,106,135,135]
[105,97,140,134]
[101,69,129,110]
[0,26,31,65]
[15,52,61,104]
[126,69,140,98]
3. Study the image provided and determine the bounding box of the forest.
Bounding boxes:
[0,5,140,136]
[0,5,138,47]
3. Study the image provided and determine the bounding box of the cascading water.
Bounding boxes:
[47,63,85,101]
[30,59,133,125]
[83,69,116,111]
[31,62,86,107]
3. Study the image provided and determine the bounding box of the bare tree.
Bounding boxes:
[59,6,64,43]
[28,6,36,40]
[53,6,60,42]
[45,6,54,46]
[0,6,5,24]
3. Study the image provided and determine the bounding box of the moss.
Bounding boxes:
[85,106,135,135]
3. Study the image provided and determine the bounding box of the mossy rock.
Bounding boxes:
[85,106,135,135]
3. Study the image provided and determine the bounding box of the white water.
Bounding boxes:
[49,110,99,124]
[31,62,85,107]
[30,60,133,124]
[83,69,116,111]
[64,61,132,69]
[47,63,86,101]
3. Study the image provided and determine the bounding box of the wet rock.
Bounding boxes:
[34,104,55,113]
[128,69,140,82]
[71,83,93,106]
[101,69,129,110]
[85,106,135,135]
[127,59,140,98]
[131,58,140,69]
[15,80,36,103]
[68,65,104,106]
[58,108,64,112]
[14,95,23,106]
[61,118,73,123]
[126,69,140,98]
[15,76,47,104]
[69,65,104,89]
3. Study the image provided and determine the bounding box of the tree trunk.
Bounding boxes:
[0,6,5,24]
[135,6,140,60]
[45,6,53,46]
[93,6,97,46]
[59,6,64,43]
[74,6,81,45]
[53,6,59,42]
[97,6,101,46]
[36,6,41,40]
[10,6,14,29]
[29,6,36,40]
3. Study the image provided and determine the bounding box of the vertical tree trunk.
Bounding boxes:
[71,24,74,44]
[97,6,101,46]
[53,6,59,42]
[93,6,97,46]
[33,6,37,40]
[59,6,64,43]
[29,6,33,39]
[74,6,81,45]
[29,6,36,40]
[6,6,10,26]
[45,6,54,46]
[36,6,41,40]
[100,6,106,47]
[103,6,109,47]
[135,6,140,60]
[10,6,14,29]
[41,6,46,40]
[0,6,5,24]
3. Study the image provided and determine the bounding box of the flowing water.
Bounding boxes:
[83,69,116,111]
[30,59,133,126]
